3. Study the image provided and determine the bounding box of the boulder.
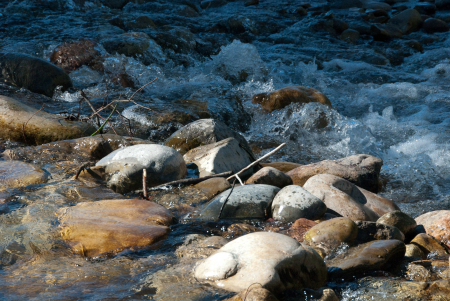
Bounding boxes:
[355,221,405,243]
[57,199,173,257]
[328,240,406,280]
[370,24,403,41]
[377,210,417,237]
[96,144,187,194]
[50,39,102,73]
[286,154,383,193]
[165,119,253,156]
[288,218,318,242]
[252,86,331,113]
[271,185,327,222]
[0,96,96,145]
[415,210,450,249]
[194,177,231,199]
[303,174,398,221]
[410,233,448,257]
[422,18,450,34]
[194,232,327,293]
[246,167,293,188]
[0,53,72,97]
[340,29,360,44]
[199,184,280,221]
[261,161,302,173]
[405,244,425,260]
[387,9,422,34]
[183,138,254,178]
[0,161,49,189]
[304,217,358,256]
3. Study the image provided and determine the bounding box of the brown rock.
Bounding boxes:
[355,221,405,243]
[194,177,231,199]
[411,233,448,257]
[407,263,432,282]
[405,244,425,260]
[50,39,101,73]
[422,18,450,34]
[223,223,261,240]
[0,160,49,189]
[226,287,278,301]
[286,154,383,193]
[260,161,302,173]
[303,174,398,222]
[415,210,450,249]
[377,210,417,236]
[288,218,318,242]
[246,167,293,188]
[57,199,173,257]
[252,86,331,113]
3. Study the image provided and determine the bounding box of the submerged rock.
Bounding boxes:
[183,138,254,178]
[50,39,102,73]
[0,96,96,145]
[96,144,187,194]
[415,210,450,249]
[286,154,383,193]
[0,160,50,189]
[194,232,327,293]
[200,184,280,221]
[252,86,331,113]
[0,53,72,97]
[57,199,173,257]
[271,185,327,222]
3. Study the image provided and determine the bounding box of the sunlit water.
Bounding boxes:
[0,0,449,299]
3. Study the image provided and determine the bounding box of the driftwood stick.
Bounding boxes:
[226,143,287,181]
[143,169,148,199]
[80,90,101,128]
[73,162,93,180]
[218,177,236,219]
[147,171,233,191]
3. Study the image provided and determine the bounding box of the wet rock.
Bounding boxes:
[377,210,417,237]
[295,288,339,301]
[370,24,404,40]
[272,185,327,222]
[183,138,254,178]
[0,96,95,145]
[0,160,49,189]
[387,8,422,34]
[340,29,360,44]
[226,287,278,301]
[50,39,102,73]
[405,243,426,260]
[288,218,318,243]
[328,0,363,9]
[328,240,406,280]
[125,16,156,29]
[194,177,231,199]
[244,0,259,7]
[246,167,293,188]
[286,154,383,192]
[363,1,391,11]
[3,136,113,164]
[200,0,227,9]
[0,53,72,97]
[165,119,253,156]
[303,174,397,221]
[194,232,327,293]
[94,134,152,150]
[304,217,358,256]
[100,0,129,9]
[175,235,228,260]
[355,221,405,243]
[422,18,450,33]
[415,210,450,249]
[199,184,280,221]
[96,144,187,194]
[223,223,261,240]
[252,86,331,113]
[414,3,436,15]
[57,199,173,257]
[410,233,448,257]
[436,0,450,10]
[260,162,302,173]
[155,26,197,54]
[407,263,432,282]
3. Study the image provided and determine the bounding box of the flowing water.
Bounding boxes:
[0,0,449,299]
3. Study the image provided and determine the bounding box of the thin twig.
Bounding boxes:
[243,283,263,301]
[226,143,287,181]
[143,169,148,199]
[73,162,92,180]
[80,90,101,128]
[128,78,157,102]
[218,178,236,220]
[22,104,44,144]
[90,103,118,136]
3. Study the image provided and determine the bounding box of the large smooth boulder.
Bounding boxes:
[328,240,406,280]
[304,217,358,256]
[415,210,450,249]
[286,154,383,193]
[96,144,187,194]
[377,210,417,237]
[200,184,280,221]
[0,96,96,145]
[183,138,254,178]
[246,167,293,188]
[410,233,448,257]
[57,199,173,257]
[303,174,399,221]
[165,119,253,156]
[387,9,422,35]
[271,185,327,222]
[194,232,327,293]
[0,53,72,97]
[0,161,49,189]
[252,86,331,113]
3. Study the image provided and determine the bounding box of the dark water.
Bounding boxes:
[0,0,449,299]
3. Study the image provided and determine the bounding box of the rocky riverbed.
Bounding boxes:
[0,0,450,300]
